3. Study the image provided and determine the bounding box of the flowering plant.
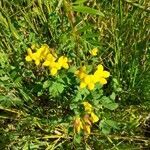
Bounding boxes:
[25,44,118,139]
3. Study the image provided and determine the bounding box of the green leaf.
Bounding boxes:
[104,120,118,129]
[116,87,122,92]
[99,120,111,135]
[105,103,118,110]
[43,80,51,89]
[72,6,104,16]
[99,119,118,135]
[110,92,116,100]
[73,0,87,5]
[0,76,9,81]
[0,69,5,75]
[57,78,65,84]
[112,78,119,85]
[73,92,82,102]
[73,134,82,144]
[101,97,118,110]
[37,91,43,96]
[91,89,103,100]
[80,88,90,96]
[68,66,77,73]
[57,84,64,93]
[70,103,78,110]
[49,82,65,97]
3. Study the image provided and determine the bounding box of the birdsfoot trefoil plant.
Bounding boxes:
[25,44,118,140]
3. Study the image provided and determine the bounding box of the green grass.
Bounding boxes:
[0,0,150,149]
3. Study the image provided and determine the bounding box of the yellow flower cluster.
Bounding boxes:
[43,55,69,76]
[75,65,110,90]
[25,44,69,76]
[89,48,98,56]
[73,102,99,134]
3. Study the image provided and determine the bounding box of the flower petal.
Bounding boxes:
[27,48,32,55]
[102,71,110,78]
[43,60,50,66]
[50,68,58,76]
[97,64,103,71]
[80,82,86,89]
[25,56,32,61]
[90,48,98,56]
[99,78,107,85]
[83,124,91,134]
[84,75,91,84]
[90,112,99,123]
[74,117,83,133]
[82,102,92,112]
[35,60,40,66]
[88,83,95,90]
[62,63,69,69]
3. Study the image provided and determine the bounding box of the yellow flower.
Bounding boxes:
[83,124,91,134]
[40,44,50,60]
[25,44,70,76]
[76,64,110,90]
[93,64,110,85]
[43,55,69,76]
[79,81,86,89]
[32,52,41,66]
[75,66,87,79]
[49,48,57,58]
[49,62,61,76]
[25,48,33,62]
[43,53,60,76]
[31,44,36,50]
[81,75,95,90]
[58,56,69,69]
[34,44,50,61]
[25,44,56,66]
[43,54,57,67]
[89,48,98,56]
[84,75,95,90]
[83,114,92,125]
[82,102,99,123]
[82,102,92,113]
[25,48,42,66]
[73,101,99,135]
[75,66,96,90]
[50,68,58,76]
[90,112,99,123]
[73,117,83,133]
[95,65,110,78]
